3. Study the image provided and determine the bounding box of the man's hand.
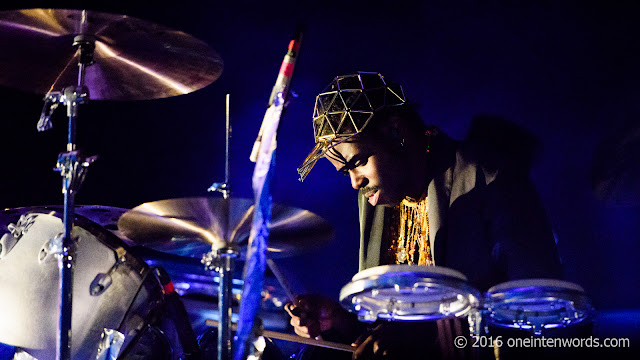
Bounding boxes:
[352,320,453,359]
[353,323,389,359]
[284,294,361,342]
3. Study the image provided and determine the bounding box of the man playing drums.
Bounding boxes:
[289,72,563,359]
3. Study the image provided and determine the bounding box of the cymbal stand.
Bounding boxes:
[202,246,238,360]
[38,33,97,360]
[203,94,236,360]
[208,94,231,199]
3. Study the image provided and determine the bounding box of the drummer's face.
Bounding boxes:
[326,139,405,207]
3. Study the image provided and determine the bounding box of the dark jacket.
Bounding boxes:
[358,131,563,291]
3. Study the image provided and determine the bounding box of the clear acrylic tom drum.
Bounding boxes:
[339,265,481,322]
[484,279,594,335]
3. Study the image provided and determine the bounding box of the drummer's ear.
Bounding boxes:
[383,115,409,152]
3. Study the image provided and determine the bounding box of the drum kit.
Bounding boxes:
[0,7,597,360]
[0,7,327,360]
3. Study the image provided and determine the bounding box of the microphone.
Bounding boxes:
[268,26,303,107]
[250,26,304,162]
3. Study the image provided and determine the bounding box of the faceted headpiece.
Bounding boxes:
[297,72,406,181]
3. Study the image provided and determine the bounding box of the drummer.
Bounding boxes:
[289,72,563,359]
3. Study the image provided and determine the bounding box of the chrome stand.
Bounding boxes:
[204,94,236,360]
[208,94,232,199]
[38,32,97,360]
[202,247,238,360]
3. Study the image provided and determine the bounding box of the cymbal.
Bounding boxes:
[0,8,223,100]
[117,197,334,258]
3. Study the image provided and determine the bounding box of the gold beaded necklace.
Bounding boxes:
[393,195,433,265]
[384,128,437,266]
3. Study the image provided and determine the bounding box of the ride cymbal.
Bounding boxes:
[0,8,223,100]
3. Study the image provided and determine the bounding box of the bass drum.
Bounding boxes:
[0,207,194,360]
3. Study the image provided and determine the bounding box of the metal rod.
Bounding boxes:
[225,94,230,187]
[77,61,84,88]
[57,32,91,360]
[218,250,236,360]
[57,189,74,360]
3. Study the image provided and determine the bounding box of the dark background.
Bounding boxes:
[0,0,639,342]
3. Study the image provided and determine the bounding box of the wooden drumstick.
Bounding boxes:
[244,260,354,352]
[266,258,296,303]
[204,319,355,353]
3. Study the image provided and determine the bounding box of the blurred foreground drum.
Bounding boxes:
[484,279,594,336]
[0,208,181,360]
[339,265,481,323]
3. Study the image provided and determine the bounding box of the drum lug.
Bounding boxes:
[1,214,38,259]
[95,328,125,360]
[38,233,66,263]
[90,273,114,296]
[0,233,17,259]
[7,214,37,239]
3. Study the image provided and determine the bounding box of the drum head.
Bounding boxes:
[340,265,480,322]
[485,279,594,334]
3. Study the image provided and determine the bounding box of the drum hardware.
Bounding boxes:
[202,92,236,360]
[7,213,37,240]
[37,232,65,264]
[87,248,131,297]
[1,214,37,259]
[202,246,240,360]
[31,15,99,359]
[208,93,232,200]
[95,329,125,360]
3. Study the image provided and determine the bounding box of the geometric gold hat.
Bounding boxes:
[297,72,406,181]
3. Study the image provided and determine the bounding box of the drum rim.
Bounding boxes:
[487,278,585,294]
[339,271,481,322]
[351,264,468,282]
[0,205,132,251]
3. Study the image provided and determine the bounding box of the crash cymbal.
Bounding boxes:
[0,8,223,100]
[117,197,334,258]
